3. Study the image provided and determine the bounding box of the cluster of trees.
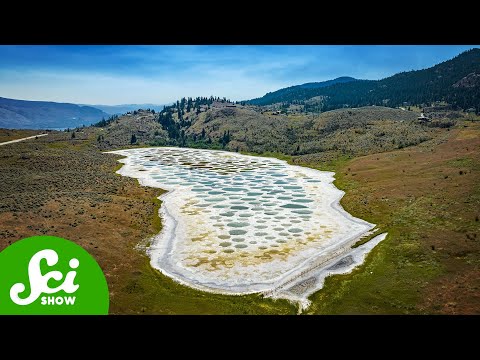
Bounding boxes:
[157,109,189,140]
[221,130,231,147]
[93,115,119,127]
[149,127,231,150]
[155,96,234,147]
[165,96,232,113]
[304,102,326,113]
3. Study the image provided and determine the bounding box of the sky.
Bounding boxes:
[0,45,477,106]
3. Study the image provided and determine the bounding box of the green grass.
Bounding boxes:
[295,154,352,173]
[304,124,480,314]
[150,197,163,235]
[241,150,293,162]
[47,142,69,149]
[446,157,475,169]
[113,257,296,315]
[304,208,443,314]
[351,228,383,248]
[305,234,442,314]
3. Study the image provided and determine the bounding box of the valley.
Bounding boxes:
[1,46,479,315]
[1,114,478,314]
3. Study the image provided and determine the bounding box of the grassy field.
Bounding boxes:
[243,121,479,313]
[1,119,478,314]
[302,121,480,314]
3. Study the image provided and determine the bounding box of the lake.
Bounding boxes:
[108,147,382,299]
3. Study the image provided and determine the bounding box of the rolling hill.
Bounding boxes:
[0,97,109,129]
[248,48,480,112]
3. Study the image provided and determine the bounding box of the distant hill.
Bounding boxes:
[248,49,480,112]
[86,103,166,115]
[0,97,109,129]
[249,76,357,105]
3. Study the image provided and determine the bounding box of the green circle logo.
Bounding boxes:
[0,236,109,315]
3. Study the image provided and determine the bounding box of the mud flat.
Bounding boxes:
[108,147,387,306]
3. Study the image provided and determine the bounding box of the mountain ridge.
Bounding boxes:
[0,97,109,129]
[248,76,357,105]
[248,48,480,112]
[297,76,358,89]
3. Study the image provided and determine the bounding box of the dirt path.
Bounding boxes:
[0,133,48,146]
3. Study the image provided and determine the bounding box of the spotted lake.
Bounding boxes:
[109,147,384,300]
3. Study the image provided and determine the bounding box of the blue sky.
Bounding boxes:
[0,45,477,105]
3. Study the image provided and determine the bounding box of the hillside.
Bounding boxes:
[94,110,165,149]
[188,106,429,157]
[0,97,109,129]
[93,97,460,165]
[248,76,357,106]
[248,49,480,112]
[298,77,357,89]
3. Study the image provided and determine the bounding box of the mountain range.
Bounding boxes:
[247,76,357,105]
[248,48,480,112]
[0,97,109,129]
[1,48,479,130]
[0,98,166,129]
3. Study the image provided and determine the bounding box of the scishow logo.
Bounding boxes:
[0,236,109,315]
